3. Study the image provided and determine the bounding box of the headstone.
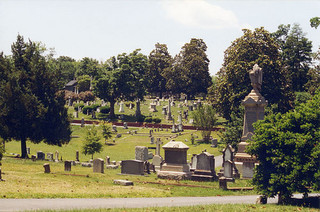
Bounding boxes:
[81,118,85,127]
[148,152,153,160]
[31,155,36,161]
[112,125,117,132]
[81,163,92,167]
[123,122,128,129]
[93,158,104,173]
[152,155,163,171]
[242,162,254,178]
[211,138,218,148]
[149,129,152,137]
[119,102,125,113]
[190,152,217,181]
[162,106,167,115]
[150,137,154,144]
[135,146,148,161]
[129,103,134,109]
[171,118,176,133]
[157,141,191,180]
[37,151,45,160]
[43,163,50,173]
[155,138,162,156]
[219,177,227,190]
[189,119,194,124]
[113,179,134,186]
[167,99,172,120]
[149,103,157,112]
[121,160,144,175]
[135,99,141,117]
[64,161,72,171]
[73,111,78,118]
[106,156,110,165]
[76,151,79,162]
[26,147,30,155]
[116,133,122,138]
[47,153,53,161]
[224,160,233,179]
[55,151,59,162]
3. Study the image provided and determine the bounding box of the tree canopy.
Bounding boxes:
[247,91,320,203]
[0,35,71,158]
[213,27,294,121]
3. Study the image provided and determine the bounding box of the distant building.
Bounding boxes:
[64,80,78,93]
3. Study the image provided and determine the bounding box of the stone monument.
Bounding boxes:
[234,64,267,178]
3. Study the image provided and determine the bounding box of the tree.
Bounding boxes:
[166,38,212,98]
[305,48,320,95]
[214,28,294,121]
[272,24,313,92]
[77,75,91,92]
[82,125,103,159]
[76,57,102,79]
[0,35,71,158]
[147,43,173,98]
[192,104,218,142]
[101,122,112,142]
[94,50,148,118]
[310,17,320,29]
[246,91,320,204]
[51,56,77,89]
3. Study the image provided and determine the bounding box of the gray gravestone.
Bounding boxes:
[26,147,30,155]
[123,122,128,129]
[93,158,104,173]
[152,155,163,171]
[43,163,50,173]
[135,146,148,161]
[224,160,233,179]
[150,137,154,144]
[64,161,72,171]
[112,125,117,132]
[55,151,59,162]
[121,160,144,175]
[119,102,124,113]
[37,151,45,160]
[242,162,254,178]
[47,153,53,161]
[76,151,79,162]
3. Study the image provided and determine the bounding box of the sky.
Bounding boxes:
[0,0,319,75]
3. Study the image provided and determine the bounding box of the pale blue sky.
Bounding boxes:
[0,0,319,75]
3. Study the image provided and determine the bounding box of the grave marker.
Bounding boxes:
[93,158,104,173]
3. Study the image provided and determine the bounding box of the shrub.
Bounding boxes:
[152,117,161,124]
[74,103,84,111]
[97,113,109,119]
[144,117,153,123]
[99,106,110,114]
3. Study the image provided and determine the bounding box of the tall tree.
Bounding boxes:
[272,24,313,92]
[76,57,102,80]
[214,28,294,121]
[52,56,77,89]
[82,125,103,159]
[247,91,320,204]
[0,35,71,158]
[94,50,148,118]
[147,43,173,98]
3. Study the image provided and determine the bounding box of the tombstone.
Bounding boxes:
[183,110,188,120]
[31,155,37,161]
[112,125,117,132]
[157,100,161,106]
[26,147,30,155]
[119,102,125,113]
[135,99,141,118]
[150,137,154,144]
[189,119,194,124]
[162,106,167,115]
[47,153,53,161]
[43,163,50,173]
[76,151,79,162]
[166,99,172,120]
[113,179,134,186]
[91,111,96,119]
[73,111,78,118]
[191,152,217,181]
[171,118,176,133]
[157,141,191,180]
[123,122,128,129]
[81,162,92,167]
[152,155,163,171]
[55,151,59,162]
[177,111,183,132]
[64,161,72,171]
[219,145,240,178]
[81,118,85,127]
[135,146,148,161]
[37,151,45,160]
[121,160,144,175]
[155,138,162,156]
[224,160,233,179]
[105,156,110,165]
[149,129,152,137]
[147,152,153,160]
[116,133,122,138]
[242,162,254,178]
[129,103,134,109]
[149,103,157,112]
[219,177,228,190]
[211,138,218,148]
[188,105,193,111]
[93,158,104,173]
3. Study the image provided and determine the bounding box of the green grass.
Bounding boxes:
[29,204,318,212]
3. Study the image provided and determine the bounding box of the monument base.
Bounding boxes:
[157,171,191,180]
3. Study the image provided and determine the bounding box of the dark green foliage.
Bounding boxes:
[247,91,320,203]
[192,105,218,142]
[82,125,103,159]
[76,57,102,79]
[101,122,112,141]
[99,106,110,114]
[152,117,161,124]
[144,117,153,123]
[77,75,91,92]
[51,56,77,89]
[82,104,99,114]
[294,92,311,107]
[310,17,320,29]
[214,28,294,121]
[0,35,71,158]
[97,113,109,119]
[73,103,85,111]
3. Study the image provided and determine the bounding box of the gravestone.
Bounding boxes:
[149,103,157,112]
[81,118,85,127]
[152,155,163,171]
[119,102,125,113]
[43,163,50,173]
[177,111,183,132]
[166,99,172,120]
[113,179,134,186]
[123,122,128,129]
[112,125,117,132]
[135,99,141,117]
[55,151,59,162]
[76,151,79,162]
[150,137,154,144]
[47,153,53,161]
[171,118,176,133]
[73,111,78,118]
[116,133,122,138]
[26,147,30,155]
[158,141,191,180]
[37,151,45,160]
[121,160,144,175]
[135,146,148,161]
[224,160,233,179]
[211,139,218,148]
[242,162,254,178]
[155,138,162,156]
[191,152,217,181]
[106,156,110,165]
[219,145,239,178]
[31,155,36,161]
[219,177,227,190]
[93,158,104,173]
[162,106,167,115]
[64,161,72,171]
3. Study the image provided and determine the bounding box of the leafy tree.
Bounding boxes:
[272,24,313,92]
[192,105,218,142]
[0,35,71,158]
[214,27,294,121]
[76,57,101,79]
[305,49,320,95]
[78,91,95,102]
[51,56,77,89]
[77,74,91,92]
[247,91,320,204]
[82,125,103,159]
[166,38,212,98]
[310,17,320,29]
[94,50,148,118]
[147,43,173,98]
[101,122,112,142]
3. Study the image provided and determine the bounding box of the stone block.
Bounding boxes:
[93,158,104,173]
[113,179,133,186]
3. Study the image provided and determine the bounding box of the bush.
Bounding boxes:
[90,104,100,111]
[82,104,100,114]
[144,117,153,123]
[97,113,109,119]
[99,106,110,114]
[74,103,84,111]
[152,117,161,124]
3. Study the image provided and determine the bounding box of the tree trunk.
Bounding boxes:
[109,100,116,119]
[20,136,27,158]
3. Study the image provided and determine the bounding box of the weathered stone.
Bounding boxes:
[93,158,104,173]
[219,177,227,190]
[242,162,254,178]
[121,160,144,175]
[135,146,148,161]
[81,163,92,167]
[37,151,45,160]
[64,161,72,171]
[47,153,53,161]
[43,163,50,173]
[152,155,163,171]
[113,179,133,186]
